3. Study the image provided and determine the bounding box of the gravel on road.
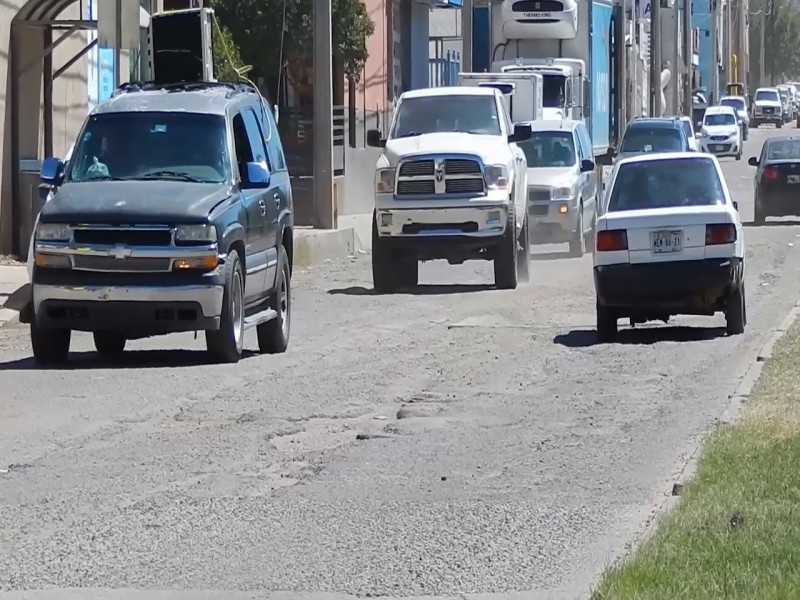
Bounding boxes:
[2,126,800,598]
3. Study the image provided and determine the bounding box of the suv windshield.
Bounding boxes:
[391,95,501,138]
[620,127,684,153]
[756,90,779,102]
[519,131,576,167]
[609,158,725,211]
[66,112,230,184]
[720,98,745,111]
[704,113,736,126]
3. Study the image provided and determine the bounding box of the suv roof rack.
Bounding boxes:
[114,80,262,99]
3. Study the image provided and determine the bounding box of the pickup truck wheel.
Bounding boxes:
[31,320,70,366]
[257,248,291,354]
[93,331,126,356]
[568,205,586,257]
[206,250,244,363]
[398,255,419,288]
[493,208,518,290]
[726,282,746,335]
[596,301,618,343]
[517,213,530,283]
[372,213,398,293]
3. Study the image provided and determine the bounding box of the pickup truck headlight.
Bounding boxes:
[485,164,509,190]
[175,224,217,243]
[36,223,71,241]
[553,185,575,199]
[375,168,396,194]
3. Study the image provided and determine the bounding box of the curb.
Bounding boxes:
[596,299,800,589]
[0,307,19,328]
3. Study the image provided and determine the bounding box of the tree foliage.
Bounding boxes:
[212,20,248,81]
[209,0,374,97]
[750,0,800,82]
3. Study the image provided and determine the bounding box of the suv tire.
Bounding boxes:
[494,207,519,290]
[31,319,70,366]
[93,331,126,356]
[518,213,531,283]
[257,248,291,354]
[569,204,586,257]
[206,250,245,363]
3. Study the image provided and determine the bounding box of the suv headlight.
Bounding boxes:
[36,223,70,241]
[553,184,575,199]
[375,168,395,194]
[175,224,217,243]
[484,164,509,190]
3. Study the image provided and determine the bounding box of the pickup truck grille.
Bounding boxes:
[73,227,172,246]
[395,156,485,197]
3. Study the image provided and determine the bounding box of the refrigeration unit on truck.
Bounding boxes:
[458,71,544,122]
[485,0,619,164]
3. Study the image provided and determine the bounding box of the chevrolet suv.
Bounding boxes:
[26,81,294,365]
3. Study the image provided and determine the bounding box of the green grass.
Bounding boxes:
[592,322,800,600]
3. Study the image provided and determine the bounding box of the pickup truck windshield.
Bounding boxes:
[541,74,567,108]
[66,112,231,184]
[704,113,736,126]
[391,96,501,137]
[609,158,725,211]
[755,90,779,102]
[620,128,683,153]
[519,132,576,167]
[720,98,745,111]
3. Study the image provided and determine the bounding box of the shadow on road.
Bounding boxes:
[531,250,577,261]
[554,325,728,347]
[0,349,261,371]
[328,284,495,296]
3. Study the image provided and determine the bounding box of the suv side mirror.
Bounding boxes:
[509,123,532,143]
[367,129,385,148]
[580,159,595,173]
[242,161,271,188]
[40,157,64,185]
[748,156,759,167]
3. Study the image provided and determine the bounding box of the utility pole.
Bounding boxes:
[672,8,679,113]
[650,0,662,115]
[462,0,473,72]
[709,0,718,103]
[759,6,766,87]
[683,0,692,113]
[313,0,335,229]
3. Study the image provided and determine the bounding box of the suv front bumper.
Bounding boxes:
[32,270,224,335]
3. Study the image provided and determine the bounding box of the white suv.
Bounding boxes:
[367,87,532,292]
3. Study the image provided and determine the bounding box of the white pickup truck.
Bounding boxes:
[366,86,532,292]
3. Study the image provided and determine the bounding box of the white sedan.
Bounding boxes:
[593,152,746,342]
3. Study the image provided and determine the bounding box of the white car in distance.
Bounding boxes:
[697,105,743,160]
[593,153,746,342]
[677,116,700,152]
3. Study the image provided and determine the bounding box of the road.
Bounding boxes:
[3,126,800,599]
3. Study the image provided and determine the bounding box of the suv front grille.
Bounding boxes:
[72,255,173,272]
[73,228,172,246]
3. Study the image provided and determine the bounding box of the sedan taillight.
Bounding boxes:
[705,223,737,245]
[596,229,628,252]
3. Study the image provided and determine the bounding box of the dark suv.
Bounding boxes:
[26,81,294,365]
[616,117,693,161]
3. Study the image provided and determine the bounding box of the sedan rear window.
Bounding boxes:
[620,128,684,153]
[766,139,800,161]
[608,158,726,212]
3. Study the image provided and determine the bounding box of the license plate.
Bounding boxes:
[788,175,800,184]
[651,230,683,254]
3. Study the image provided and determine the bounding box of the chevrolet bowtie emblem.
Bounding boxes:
[109,245,132,259]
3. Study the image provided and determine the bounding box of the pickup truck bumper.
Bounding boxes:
[31,268,224,335]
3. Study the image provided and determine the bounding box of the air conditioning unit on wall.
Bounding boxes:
[146,7,214,83]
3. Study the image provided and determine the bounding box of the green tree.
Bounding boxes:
[209,0,374,99]
[212,20,249,81]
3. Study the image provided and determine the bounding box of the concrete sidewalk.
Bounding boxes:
[0,263,28,328]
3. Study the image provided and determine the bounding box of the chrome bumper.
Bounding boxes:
[375,205,508,238]
[32,283,224,318]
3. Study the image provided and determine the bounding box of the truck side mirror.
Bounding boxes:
[509,123,532,143]
[367,129,385,148]
[580,159,595,173]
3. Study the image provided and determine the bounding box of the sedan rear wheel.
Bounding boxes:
[726,283,746,336]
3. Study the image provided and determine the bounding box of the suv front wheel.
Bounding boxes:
[206,250,245,363]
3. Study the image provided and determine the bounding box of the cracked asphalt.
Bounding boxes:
[3,126,800,599]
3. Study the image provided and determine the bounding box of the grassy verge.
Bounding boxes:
[593,321,800,600]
